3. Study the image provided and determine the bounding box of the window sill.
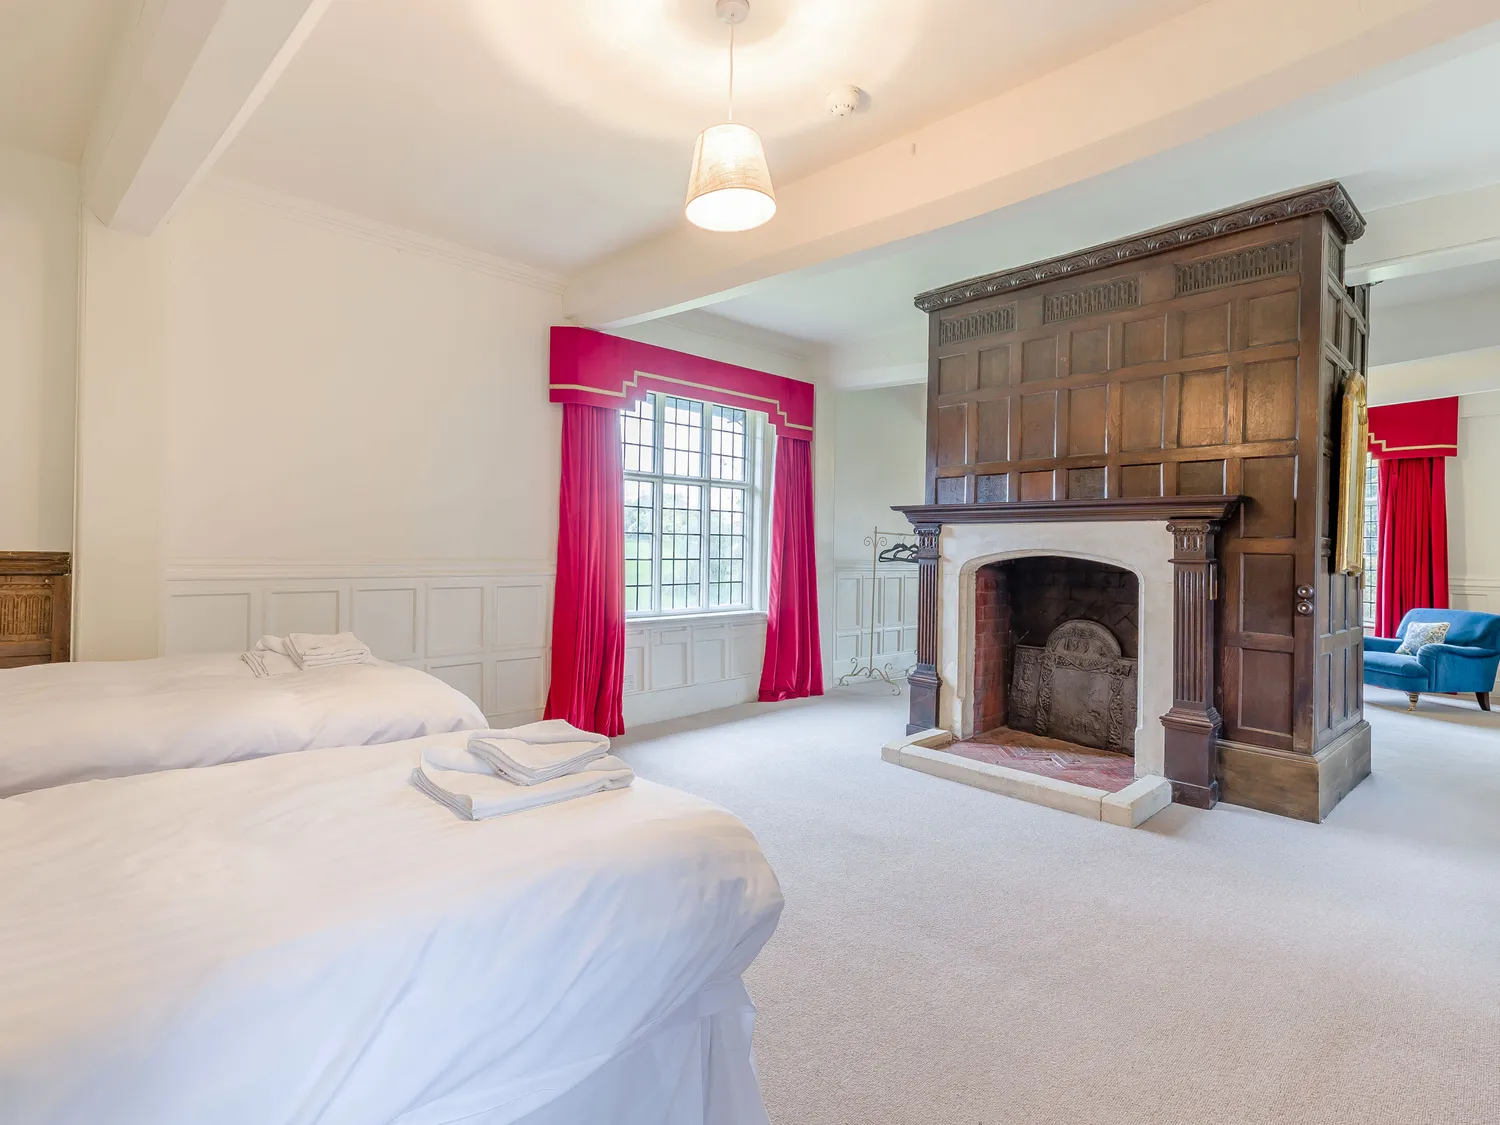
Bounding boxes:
[626,610,768,629]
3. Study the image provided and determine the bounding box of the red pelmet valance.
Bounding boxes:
[1368,396,1459,460]
[549,326,815,439]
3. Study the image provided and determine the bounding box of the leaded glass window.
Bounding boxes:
[620,393,761,616]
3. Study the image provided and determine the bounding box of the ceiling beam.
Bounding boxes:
[1369,284,1500,367]
[564,0,1500,328]
[1347,182,1500,286]
[1370,346,1500,404]
[83,0,331,235]
[828,326,928,391]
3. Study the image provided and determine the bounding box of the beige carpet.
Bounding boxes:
[615,684,1500,1125]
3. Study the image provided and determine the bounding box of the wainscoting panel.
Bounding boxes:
[832,561,920,679]
[1449,577,1500,693]
[350,584,422,661]
[623,612,768,727]
[1450,577,1500,614]
[164,589,257,655]
[265,587,342,638]
[164,563,552,726]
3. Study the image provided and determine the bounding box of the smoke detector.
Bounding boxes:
[826,85,863,118]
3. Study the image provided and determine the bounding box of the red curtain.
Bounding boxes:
[543,403,625,736]
[1375,456,1449,638]
[759,434,823,702]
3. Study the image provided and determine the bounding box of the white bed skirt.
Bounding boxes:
[504,978,769,1125]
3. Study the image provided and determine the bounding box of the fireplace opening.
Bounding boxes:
[959,556,1141,790]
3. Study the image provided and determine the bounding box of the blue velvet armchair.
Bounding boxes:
[1364,609,1500,711]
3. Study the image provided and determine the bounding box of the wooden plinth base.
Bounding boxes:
[1217,722,1371,822]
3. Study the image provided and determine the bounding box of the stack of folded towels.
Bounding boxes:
[412,720,633,821]
[241,632,379,678]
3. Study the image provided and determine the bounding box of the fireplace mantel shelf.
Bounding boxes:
[893,496,1242,527]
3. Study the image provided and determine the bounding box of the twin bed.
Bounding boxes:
[0,654,783,1125]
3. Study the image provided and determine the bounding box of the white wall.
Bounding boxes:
[74,213,168,659]
[832,382,926,562]
[0,148,78,552]
[162,188,562,566]
[1448,390,1500,614]
[827,383,927,681]
[72,185,567,722]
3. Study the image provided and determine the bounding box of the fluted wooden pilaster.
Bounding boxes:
[1161,518,1223,808]
[906,523,942,734]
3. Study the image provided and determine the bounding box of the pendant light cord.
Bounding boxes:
[727,21,735,122]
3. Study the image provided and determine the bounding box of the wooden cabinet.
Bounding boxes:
[0,552,71,668]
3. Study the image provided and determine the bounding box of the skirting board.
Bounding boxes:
[1218,722,1372,823]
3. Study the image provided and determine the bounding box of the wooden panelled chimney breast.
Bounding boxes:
[901,183,1371,822]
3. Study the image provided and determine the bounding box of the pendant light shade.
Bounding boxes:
[685,0,774,233]
[685,122,776,232]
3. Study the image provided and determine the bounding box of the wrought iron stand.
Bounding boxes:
[836,527,916,694]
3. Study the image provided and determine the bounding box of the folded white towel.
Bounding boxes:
[466,719,611,785]
[276,631,378,669]
[241,648,299,678]
[253,635,293,656]
[412,753,633,820]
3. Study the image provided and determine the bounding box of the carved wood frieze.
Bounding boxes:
[1175,239,1300,297]
[1041,276,1140,323]
[0,585,52,640]
[937,303,1016,345]
[913,182,1363,313]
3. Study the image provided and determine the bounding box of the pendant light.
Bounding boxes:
[684,0,776,232]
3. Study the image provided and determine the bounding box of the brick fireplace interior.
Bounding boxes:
[958,556,1142,791]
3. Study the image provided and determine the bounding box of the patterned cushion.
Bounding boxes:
[1395,619,1450,655]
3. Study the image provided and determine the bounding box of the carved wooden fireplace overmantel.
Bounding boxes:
[896,181,1376,822]
[894,496,1239,808]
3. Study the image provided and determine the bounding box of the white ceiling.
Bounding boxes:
[707,34,1500,346]
[215,0,1203,271]
[0,0,133,163]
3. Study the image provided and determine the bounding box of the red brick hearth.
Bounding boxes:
[946,728,1137,793]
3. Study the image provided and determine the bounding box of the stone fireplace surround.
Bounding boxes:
[896,496,1241,807]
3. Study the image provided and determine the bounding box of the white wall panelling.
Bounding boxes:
[623,612,768,727]
[1450,578,1500,613]
[1448,580,1500,692]
[164,563,552,726]
[831,561,920,680]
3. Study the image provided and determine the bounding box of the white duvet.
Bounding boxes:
[0,734,783,1124]
[0,654,486,796]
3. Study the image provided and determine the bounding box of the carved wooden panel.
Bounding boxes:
[1043,276,1141,323]
[0,553,70,667]
[1176,239,1300,296]
[938,303,1016,346]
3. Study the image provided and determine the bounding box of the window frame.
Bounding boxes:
[621,392,772,620]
